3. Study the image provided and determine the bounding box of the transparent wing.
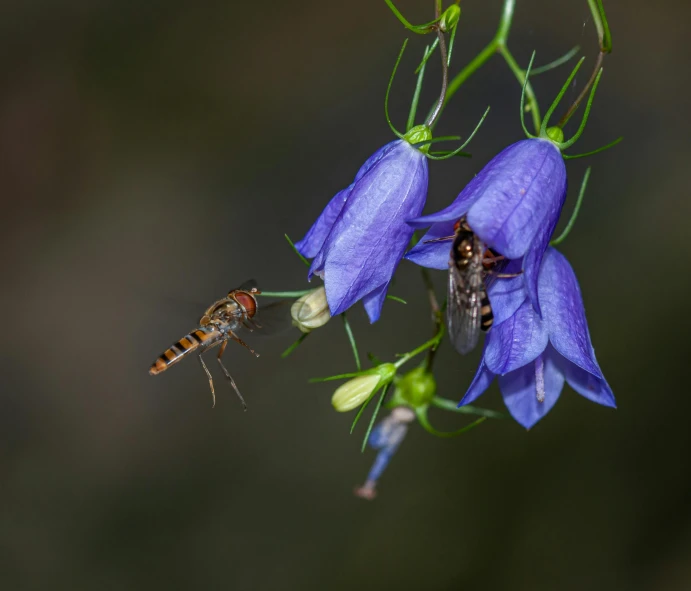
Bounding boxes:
[234,279,259,292]
[242,299,294,337]
[447,266,481,355]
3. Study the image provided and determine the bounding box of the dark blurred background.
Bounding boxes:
[0,0,688,589]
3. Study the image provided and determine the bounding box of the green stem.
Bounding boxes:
[416,406,487,438]
[260,290,312,298]
[498,45,541,133]
[342,313,361,371]
[394,321,445,369]
[440,0,541,134]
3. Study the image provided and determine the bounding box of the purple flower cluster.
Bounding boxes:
[297,133,613,427]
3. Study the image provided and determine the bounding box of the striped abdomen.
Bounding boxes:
[149,327,221,375]
[480,290,493,332]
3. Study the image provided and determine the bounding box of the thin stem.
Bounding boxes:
[394,321,444,369]
[499,45,541,133]
[281,333,309,358]
[563,135,622,159]
[424,8,449,128]
[440,0,543,134]
[284,234,310,267]
[342,313,361,371]
[385,39,409,139]
[260,290,312,298]
[416,406,487,438]
[407,45,431,132]
[350,388,376,434]
[550,167,591,246]
[557,51,604,128]
[530,45,580,75]
[361,385,389,452]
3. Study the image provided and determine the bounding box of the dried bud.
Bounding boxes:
[332,374,381,412]
[291,286,331,333]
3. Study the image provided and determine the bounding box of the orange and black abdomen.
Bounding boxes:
[149,328,220,375]
[480,292,493,332]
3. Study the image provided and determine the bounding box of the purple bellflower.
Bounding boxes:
[295,137,428,323]
[406,137,566,315]
[406,52,612,315]
[459,247,615,429]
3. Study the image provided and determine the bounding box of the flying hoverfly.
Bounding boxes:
[148,280,286,408]
[425,217,518,355]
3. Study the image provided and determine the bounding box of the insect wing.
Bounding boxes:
[234,279,259,292]
[447,265,482,355]
[242,299,294,336]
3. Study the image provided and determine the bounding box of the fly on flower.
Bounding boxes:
[425,216,517,354]
[148,281,289,408]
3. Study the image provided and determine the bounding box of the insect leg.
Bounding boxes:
[228,331,260,358]
[217,340,248,410]
[423,235,454,244]
[198,352,216,408]
[487,270,523,278]
[482,254,506,265]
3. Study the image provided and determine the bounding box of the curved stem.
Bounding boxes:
[424,6,449,128]
[557,51,605,128]
[498,45,541,134]
[416,406,487,438]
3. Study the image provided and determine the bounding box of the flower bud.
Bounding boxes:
[291,286,331,333]
[440,5,461,32]
[545,126,565,144]
[403,124,433,152]
[332,374,381,412]
[394,367,436,408]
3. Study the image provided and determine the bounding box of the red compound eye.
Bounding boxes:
[234,292,257,317]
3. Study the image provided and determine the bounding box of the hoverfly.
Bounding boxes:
[426,217,518,354]
[149,280,279,408]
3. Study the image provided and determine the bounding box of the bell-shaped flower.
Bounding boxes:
[406,137,566,315]
[406,51,616,316]
[459,248,615,428]
[354,407,415,500]
[295,135,429,323]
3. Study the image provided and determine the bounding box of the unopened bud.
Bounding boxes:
[546,126,565,144]
[395,367,436,408]
[332,374,381,412]
[440,5,460,32]
[403,124,433,152]
[291,286,331,333]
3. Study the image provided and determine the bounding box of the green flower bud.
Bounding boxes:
[546,126,565,144]
[332,374,381,412]
[395,367,436,408]
[440,5,460,32]
[403,125,433,153]
[291,286,331,333]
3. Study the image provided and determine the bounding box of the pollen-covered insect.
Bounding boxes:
[149,280,273,409]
